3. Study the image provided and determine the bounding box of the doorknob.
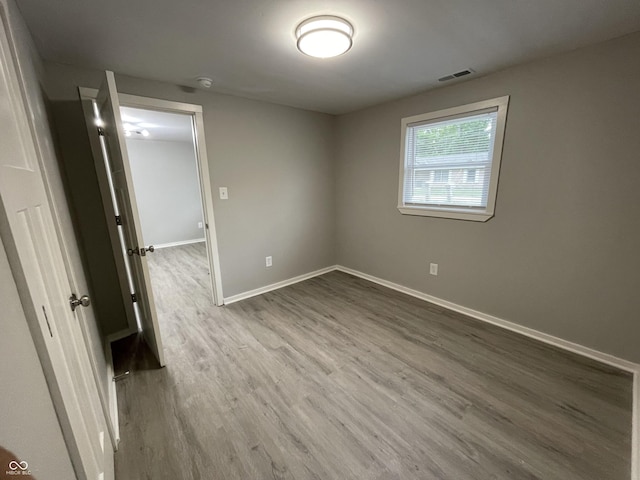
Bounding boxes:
[127,246,154,256]
[69,293,91,312]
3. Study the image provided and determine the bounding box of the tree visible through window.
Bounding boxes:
[398,96,509,221]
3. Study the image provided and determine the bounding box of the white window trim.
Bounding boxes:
[397,96,510,222]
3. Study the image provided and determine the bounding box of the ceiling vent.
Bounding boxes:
[438,68,475,82]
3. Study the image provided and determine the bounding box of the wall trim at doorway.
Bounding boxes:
[153,238,205,250]
[79,87,203,114]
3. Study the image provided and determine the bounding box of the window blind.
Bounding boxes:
[402,109,498,209]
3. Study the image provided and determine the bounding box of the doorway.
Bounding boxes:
[121,106,213,327]
[80,77,224,367]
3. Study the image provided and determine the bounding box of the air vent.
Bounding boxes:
[438,68,475,82]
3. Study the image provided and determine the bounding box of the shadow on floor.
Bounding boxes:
[111,333,162,375]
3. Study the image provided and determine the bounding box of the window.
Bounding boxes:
[398,96,509,221]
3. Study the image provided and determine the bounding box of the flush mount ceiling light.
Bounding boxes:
[123,123,150,138]
[296,15,353,58]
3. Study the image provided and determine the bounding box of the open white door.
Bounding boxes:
[95,71,165,367]
[0,14,108,480]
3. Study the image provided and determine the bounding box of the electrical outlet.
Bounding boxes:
[219,187,228,200]
[430,263,438,276]
[265,256,272,267]
[197,221,203,229]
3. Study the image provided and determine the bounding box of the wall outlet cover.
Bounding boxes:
[219,187,228,200]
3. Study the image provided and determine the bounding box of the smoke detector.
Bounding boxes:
[196,77,213,89]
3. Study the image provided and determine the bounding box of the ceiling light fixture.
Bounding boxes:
[122,122,150,138]
[295,15,353,59]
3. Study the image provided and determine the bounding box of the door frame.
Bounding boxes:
[79,87,224,307]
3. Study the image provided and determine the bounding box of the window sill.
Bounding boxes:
[397,205,493,222]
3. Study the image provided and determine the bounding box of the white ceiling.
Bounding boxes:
[17,0,640,114]
[121,107,193,142]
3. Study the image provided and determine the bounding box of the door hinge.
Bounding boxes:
[115,215,122,226]
[131,293,137,303]
[97,127,105,136]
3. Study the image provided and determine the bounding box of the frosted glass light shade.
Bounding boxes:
[296,16,353,58]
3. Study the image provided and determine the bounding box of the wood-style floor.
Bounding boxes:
[112,243,633,480]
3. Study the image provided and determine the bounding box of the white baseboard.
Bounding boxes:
[634,372,639,480]
[224,266,338,305]
[152,238,205,250]
[336,265,639,373]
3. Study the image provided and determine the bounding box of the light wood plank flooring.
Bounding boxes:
[113,243,633,479]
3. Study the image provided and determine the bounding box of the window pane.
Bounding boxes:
[466,168,477,183]
[404,110,497,208]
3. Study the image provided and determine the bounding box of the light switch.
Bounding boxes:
[219,187,228,200]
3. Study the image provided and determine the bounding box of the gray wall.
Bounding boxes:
[335,32,640,363]
[40,30,640,362]
[44,63,336,318]
[127,138,204,247]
